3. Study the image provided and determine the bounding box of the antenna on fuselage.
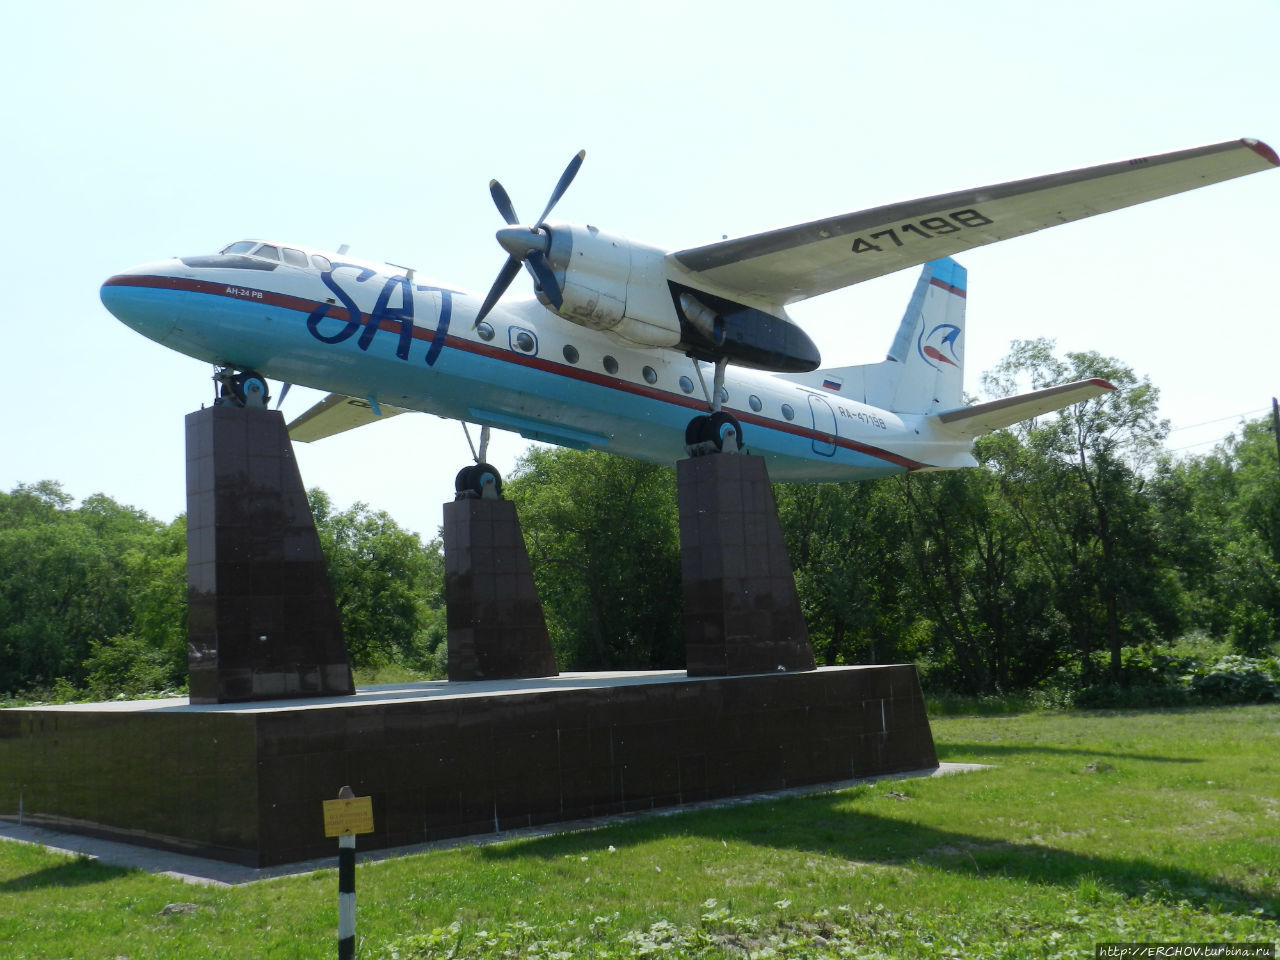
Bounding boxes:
[337,243,350,255]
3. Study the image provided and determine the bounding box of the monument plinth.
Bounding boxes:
[677,454,816,676]
[185,405,353,703]
[443,497,558,681]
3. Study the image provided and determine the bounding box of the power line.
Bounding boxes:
[1167,407,1269,434]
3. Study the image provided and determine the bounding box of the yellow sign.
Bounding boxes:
[323,795,374,837]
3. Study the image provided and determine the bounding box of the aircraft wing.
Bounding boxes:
[930,379,1116,442]
[287,393,410,443]
[670,138,1278,305]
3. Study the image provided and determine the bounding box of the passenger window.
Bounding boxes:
[510,327,537,355]
[679,376,694,394]
[749,395,762,412]
[476,321,496,342]
[254,244,280,261]
[311,254,332,272]
[781,403,795,421]
[222,240,255,254]
[642,366,658,385]
[563,344,580,364]
[603,356,619,375]
[282,247,307,267]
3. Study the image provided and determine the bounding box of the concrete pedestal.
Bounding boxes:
[185,406,354,703]
[677,455,816,676]
[443,498,558,681]
[0,667,937,867]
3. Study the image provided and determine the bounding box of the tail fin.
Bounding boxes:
[884,257,966,414]
[778,258,967,414]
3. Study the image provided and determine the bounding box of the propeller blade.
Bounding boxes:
[534,149,585,226]
[275,381,292,410]
[490,179,519,225]
[474,255,523,327]
[525,251,563,309]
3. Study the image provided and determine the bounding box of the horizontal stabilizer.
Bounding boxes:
[287,393,410,443]
[930,378,1115,440]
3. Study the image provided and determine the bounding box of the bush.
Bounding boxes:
[81,634,179,700]
[1184,654,1280,704]
[1227,603,1277,657]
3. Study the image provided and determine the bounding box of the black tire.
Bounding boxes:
[455,462,503,498]
[685,415,709,448]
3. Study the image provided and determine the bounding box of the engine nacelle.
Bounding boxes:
[539,221,821,372]
[542,222,682,348]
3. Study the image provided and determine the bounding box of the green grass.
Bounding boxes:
[3,706,1278,958]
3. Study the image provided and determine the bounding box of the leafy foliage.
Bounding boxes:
[309,489,445,672]
[505,449,682,670]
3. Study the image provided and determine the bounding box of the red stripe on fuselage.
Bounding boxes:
[108,274,933,471]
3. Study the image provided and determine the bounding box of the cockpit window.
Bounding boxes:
[281,247,307,267]
[253,244,280,261]
[311,254,332,272]
[221,241,255,255]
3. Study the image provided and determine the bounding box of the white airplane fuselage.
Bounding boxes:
[101,247,970,481]
[101,140,1277,478]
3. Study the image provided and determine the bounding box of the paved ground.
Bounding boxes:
[0,762,988,887]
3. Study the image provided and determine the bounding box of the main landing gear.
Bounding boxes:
[455,462,503,500]
[455,422,503,500]
[684,357,744,456]
[685,411,743,455]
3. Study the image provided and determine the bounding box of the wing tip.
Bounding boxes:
[1089,378,1118,391]
[1243,138,1280,167]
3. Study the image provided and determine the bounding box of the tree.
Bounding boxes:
[774,479,919,667]
[309,490,445,670]
[505,449,682,670]
[981,339,1178,683]
[0,483,184,695]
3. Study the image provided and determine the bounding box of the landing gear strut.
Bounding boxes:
[684,357,743,456]
[213,367,270,408]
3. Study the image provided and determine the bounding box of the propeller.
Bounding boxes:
[473,150,585,327]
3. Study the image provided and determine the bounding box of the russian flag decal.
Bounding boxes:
[822,377,842,391]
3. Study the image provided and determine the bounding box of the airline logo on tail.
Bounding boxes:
[918,323,961,370]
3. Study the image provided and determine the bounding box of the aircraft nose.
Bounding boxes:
[100,259,183,344]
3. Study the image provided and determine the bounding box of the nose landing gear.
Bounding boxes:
[213,367,270,409]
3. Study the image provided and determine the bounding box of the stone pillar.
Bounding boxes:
[185,406,354,704]
[677,454,816,676]
[443,498,558,681]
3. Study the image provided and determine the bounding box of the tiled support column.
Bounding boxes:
[678,454,817,676]
[443,498,558,681]
[185,406,354,704]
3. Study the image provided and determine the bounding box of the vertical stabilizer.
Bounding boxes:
[775,257,968,413]
[885,257,967,414]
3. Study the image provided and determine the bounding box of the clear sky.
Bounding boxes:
[2,0,1276,541]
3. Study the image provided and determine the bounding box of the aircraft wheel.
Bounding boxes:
[684,415,709,448]
[226,369,270,408]
[703,411,743,453]
[454,462,503,499]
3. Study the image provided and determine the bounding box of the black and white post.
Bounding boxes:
[337,786,357,960]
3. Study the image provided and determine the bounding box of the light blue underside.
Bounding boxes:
[112,285,912,481]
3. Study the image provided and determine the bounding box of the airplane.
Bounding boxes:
[100,138,1277,495]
